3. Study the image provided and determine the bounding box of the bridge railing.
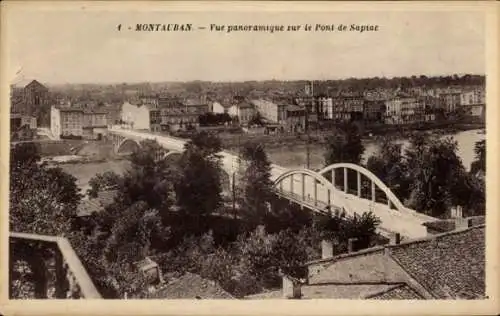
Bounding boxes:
[9,232,101,299]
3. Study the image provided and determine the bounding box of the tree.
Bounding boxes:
[119,139,177,213]
[316,211,381,252]
[175,132,224,222]
[10,143,81,236]
[238,142,274,228]
[86,171,122,198]
[366,138,410,201]
[405,136,470,217]
[470,139,486,176]
[324,123,365,166]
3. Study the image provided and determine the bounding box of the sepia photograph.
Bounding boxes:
[1,1,499,315]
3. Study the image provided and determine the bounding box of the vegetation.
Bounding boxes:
[237,142,274,229]
[324,123,365,166]
[10,125,486,299]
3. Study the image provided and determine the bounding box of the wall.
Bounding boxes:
[50,107,61,140]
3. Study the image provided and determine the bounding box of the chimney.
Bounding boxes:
[455,217,473,230]
[347,238,357,253]
[281,273,302,299]
[321,239,334,259]
[390,233,401,245]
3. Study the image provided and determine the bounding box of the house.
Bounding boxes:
[247,217,485,300]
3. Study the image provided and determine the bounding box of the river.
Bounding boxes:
[58,129,485,193]
[267,129,486,171]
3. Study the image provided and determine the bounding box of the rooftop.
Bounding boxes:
[148,272,233,299]
[388,225,485,299]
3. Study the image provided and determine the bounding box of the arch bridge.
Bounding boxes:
[109,127,437,238]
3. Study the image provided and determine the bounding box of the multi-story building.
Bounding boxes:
[51,105,110,140]
[51,106,84,139]
[384,95,424,124]
[317,97,333,120]
[157,97,208,132]
[228,101,255,126]
[439,92,461,113]
[82,109,109,140]
[331,95,364,122]
[363,99,385,123]
[251,99,286,124]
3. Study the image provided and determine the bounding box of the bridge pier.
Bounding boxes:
[371,181,376,202]
[301,173,305,200]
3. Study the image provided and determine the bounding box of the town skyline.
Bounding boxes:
[6,10,485,84]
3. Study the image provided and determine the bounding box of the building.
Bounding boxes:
[285,105,306,133]
[363,99,385,123]
[11,113,37,130]
[209,101,226,114]
[247,217,485,300]
[228,101,255,126]
[317,97,334,120]
[157,97,208,132]
[251,99,285,124]
[331,94,365,122]
[384,95,424,124]
[51,105,109,140]
[11,79,50,109]
[51,106,84,139]
[82,109,109,140]
[121,101,154,130]
[439,92,462,113]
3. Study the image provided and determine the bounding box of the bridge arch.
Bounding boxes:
[116,138,142,155]
[273,169,352,215]
[318,163,406,212]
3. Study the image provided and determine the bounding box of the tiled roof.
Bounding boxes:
[367,284,423,300]
[148,272,233,299]
[388,226,485,299]
[246,283,404,300]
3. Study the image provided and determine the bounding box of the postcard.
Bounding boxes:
[0,1,498,315]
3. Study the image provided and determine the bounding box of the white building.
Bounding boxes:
[209,101,226,114]
[121,101,152,130]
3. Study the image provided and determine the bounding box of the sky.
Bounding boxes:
[5,6,486,84]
